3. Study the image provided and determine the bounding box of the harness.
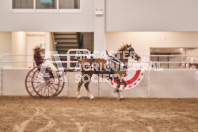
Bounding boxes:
[105,51,128,81]
[106,51,128,71]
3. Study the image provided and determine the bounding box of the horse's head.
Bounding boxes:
[118,44,141,61]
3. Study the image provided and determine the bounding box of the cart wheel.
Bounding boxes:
[32,68,61,98]
[25,67,40,98]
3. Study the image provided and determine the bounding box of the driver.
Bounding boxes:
[34,45,43,66]
[33,45,56,77]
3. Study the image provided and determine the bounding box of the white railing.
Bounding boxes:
[66,49,91,69]
[0,53,198,69]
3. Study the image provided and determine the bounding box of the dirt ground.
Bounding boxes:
[0,96,198,132]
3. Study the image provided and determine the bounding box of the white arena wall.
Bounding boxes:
[0,32,12,68]
[0,0,94,32]
[106,32,198,59]
[1,31,198,64]
[1,0,198,52]
[0,32,12,55]
[1,0,198,32]
[2,69,198,98]
[106,0,198,31]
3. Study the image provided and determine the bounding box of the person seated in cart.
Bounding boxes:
[34,45,43,66]
[34,45,59,78]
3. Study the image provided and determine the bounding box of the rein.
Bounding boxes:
[106,52,128,71]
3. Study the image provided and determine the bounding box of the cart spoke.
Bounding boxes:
[50,84,59,91]
[50,83,59,85]
[48,86,54,96]
[37,84,45,94]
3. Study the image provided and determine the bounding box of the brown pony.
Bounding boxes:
[76,44,141,100]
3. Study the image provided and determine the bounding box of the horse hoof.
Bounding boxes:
[77,95,81,99]
[119,98,124,100]
[90,95,95,100]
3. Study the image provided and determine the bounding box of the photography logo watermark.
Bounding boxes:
[35,50,163,84]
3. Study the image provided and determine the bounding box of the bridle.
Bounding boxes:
[127,46,140,60]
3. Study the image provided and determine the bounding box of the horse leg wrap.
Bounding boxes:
[119,87,124,92]
[76,92,81,99]
[90,95,95,100]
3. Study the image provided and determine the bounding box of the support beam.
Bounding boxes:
[94,0,105,53]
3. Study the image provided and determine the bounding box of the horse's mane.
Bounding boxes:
[114,43,132,56]
[117,44,132,51]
